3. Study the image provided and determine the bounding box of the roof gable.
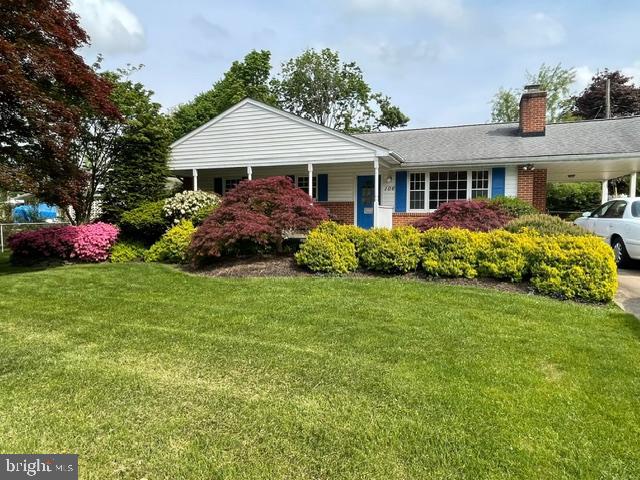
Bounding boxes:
[170,99,390,170]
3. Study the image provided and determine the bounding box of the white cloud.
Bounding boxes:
[347,0,467,25]
[506,12,566,48]
[621,62,640,85]
[190,15,230,40]
[370,39,451,65]
[574,65,594,92]
[71,0,145,54]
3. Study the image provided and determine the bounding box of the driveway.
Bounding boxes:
[617,267,640,318]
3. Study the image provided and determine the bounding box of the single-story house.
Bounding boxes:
[169,85,640,228]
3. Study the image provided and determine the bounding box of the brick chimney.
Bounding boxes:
[519,84,546,136]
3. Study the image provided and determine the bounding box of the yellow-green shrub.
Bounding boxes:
[359,227,422,273]
[529,235,617,302]
[421,228,479,278]
[295,229,358,274]
[110,240,146,263]
[315,221,368,255]
[476,230,533,282]
[144,220,195,264]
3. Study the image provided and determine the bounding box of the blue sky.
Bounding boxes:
[71,0,640,128]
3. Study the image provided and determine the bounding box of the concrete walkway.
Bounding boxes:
[616,268,640,318]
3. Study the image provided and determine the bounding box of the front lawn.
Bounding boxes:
[0,259,639,478]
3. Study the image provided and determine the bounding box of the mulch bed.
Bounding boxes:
[188,255,534,295]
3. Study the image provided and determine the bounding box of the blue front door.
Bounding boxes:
[357,175,375,229]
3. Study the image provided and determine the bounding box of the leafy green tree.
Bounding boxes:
[169,50,276,141]
[573,69,640,119]
[68,66,170,224]
[272,48,409,133]
[490,63,576,123]
[100,74,171,223]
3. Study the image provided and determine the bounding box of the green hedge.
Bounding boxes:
[119,200,170,245]
[296,223,617,302]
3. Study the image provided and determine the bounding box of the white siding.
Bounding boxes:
[170,102,378,170]
[505,166,518,197]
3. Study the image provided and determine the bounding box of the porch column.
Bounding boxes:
[192,168,198,191]
[247,166,253,180]
[630,172,637,197]
[373,158,379,227]
[307,163,313,198]
[601,179,608,204]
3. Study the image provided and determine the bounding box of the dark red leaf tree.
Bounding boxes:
[413,200,513,232]
[572,70,640,119]
[189,177,329,265]
[0,0,119,206]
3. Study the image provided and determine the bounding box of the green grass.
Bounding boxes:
[0,257,639,479]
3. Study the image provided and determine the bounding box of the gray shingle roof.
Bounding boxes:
[354,116,640,166]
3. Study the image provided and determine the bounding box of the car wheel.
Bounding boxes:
[612,237,630,267]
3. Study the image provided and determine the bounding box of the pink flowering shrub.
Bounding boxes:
[8,222,119,264]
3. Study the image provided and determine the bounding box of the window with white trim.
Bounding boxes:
[409,173,426,210]
[471,170,490,199]
[224,178,242,193]
[429,171,468,209]
[296,176,317,199]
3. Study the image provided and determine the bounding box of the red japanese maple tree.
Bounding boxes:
[189,177,329,264]
[413,200,513,232]
[0,0,119,203]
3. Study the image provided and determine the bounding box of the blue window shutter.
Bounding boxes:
[395,171,407,212]
[491,167,505,197]
[317,174,328,201]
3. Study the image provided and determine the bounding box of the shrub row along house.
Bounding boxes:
[169,85,640,229]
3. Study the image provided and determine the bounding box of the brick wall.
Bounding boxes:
[317,202,354,225]
[392,212,428,227]
[517,167,547,211]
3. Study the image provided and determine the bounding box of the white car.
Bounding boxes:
[575,197,640,266]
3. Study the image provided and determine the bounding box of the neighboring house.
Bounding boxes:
[169,85,640,229]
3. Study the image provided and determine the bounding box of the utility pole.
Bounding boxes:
[605,78,611,119]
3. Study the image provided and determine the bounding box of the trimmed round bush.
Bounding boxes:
[163,190,221,225]
[476,230,533,282]
[145,220,196,264]
[110,241,147,263]
[359,227,422,273]
[421,228,479,278]
[505,214,589,236]
[529,235,617,302]
[119,200,169,245]
[489,196,538,217]
[295,230,358,274]
[8,222,119,264]
[413,200,513,232]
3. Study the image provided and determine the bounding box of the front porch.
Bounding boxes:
[172,158,398,229]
